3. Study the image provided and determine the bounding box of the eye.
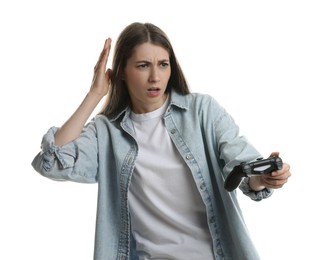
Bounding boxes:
[160,62,169,68]
[137,63,149,69]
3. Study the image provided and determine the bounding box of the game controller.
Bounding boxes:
[224,156,283,192]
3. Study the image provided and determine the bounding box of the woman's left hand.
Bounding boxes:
[249,152,291,191]
[260,162,291,189]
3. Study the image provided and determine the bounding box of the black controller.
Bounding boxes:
[224,156,283,192]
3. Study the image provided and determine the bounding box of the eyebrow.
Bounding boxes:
[135,59,170,64]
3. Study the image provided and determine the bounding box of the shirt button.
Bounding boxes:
[186,154,192,160]
[170,129,176,134]
[217,248,224,256]
[199,182,206,190]
[209,216,216,223]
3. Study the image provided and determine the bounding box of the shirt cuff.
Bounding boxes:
[239,177,274,201]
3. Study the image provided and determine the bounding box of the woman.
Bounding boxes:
[32,22,291,259]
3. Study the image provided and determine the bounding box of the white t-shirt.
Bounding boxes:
[129,99,214,259]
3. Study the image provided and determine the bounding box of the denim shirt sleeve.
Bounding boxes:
[207,96,273,201]
[31,123,99,183]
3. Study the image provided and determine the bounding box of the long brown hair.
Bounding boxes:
[99,22,190,117]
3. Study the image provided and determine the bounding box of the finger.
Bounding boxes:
[269,151,280,157]
[267,172,291,182]
[270,163,291,177]
[105,68,112,81]
[262,173,291,187]
[97,38,111,65]
[102,38,112,63]
[261,174,289,188]
[94,38,112,71]
[264,178,288,189]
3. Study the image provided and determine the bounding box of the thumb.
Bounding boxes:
[105,68,112,81]
[269,151,280,157]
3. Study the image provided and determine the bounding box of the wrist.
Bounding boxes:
[248,176,266,191]
[87,90,106,101]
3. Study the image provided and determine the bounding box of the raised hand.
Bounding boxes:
[90,38,112,97]
[54,38,113,146]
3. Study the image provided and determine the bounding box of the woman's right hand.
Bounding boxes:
[90,38,112,97]
[54,38,113,146]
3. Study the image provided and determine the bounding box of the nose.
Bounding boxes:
[148,67,160,82]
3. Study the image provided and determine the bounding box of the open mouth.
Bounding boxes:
[147,87,161,97]
[147,87,160,92]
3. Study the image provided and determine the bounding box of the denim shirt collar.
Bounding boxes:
[110,89,189,122]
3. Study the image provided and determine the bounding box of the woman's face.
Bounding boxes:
[123,42,171,114]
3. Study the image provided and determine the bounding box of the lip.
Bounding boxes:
[147,87,161,97]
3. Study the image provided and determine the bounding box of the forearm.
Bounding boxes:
[54,91,104,146]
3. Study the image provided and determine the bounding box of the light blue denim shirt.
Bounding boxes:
[32,90,273,260]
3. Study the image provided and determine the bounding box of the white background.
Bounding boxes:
[1,0,323,259]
